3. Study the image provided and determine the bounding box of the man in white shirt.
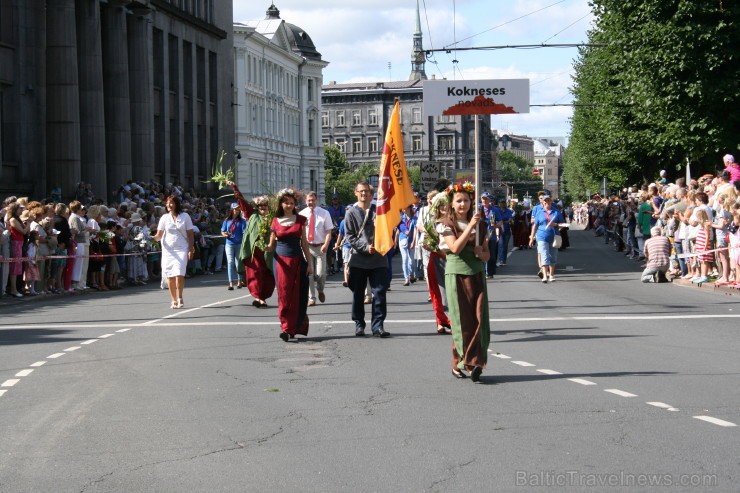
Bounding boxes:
[299,191,334,305]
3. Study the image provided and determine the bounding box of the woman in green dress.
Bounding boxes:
[436,183,491,382]
[227,181,275,307]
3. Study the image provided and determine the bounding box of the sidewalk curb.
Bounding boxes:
[672,278,739,297]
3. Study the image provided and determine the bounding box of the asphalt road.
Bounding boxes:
[0,228,738,492]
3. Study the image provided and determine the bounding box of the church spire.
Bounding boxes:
[409,0,427,81]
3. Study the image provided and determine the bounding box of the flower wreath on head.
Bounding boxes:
[445,181,475,197]
[276,188,296,200]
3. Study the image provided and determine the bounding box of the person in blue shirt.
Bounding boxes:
[221,202,247,290]
[497,198,514,265]
[480,192,502,278]
[397,205,417,285]
[528,195,566,283]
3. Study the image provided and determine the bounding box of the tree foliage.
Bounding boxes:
[325,162,379,205]
[498,150,535,182]
[565,0,740,199]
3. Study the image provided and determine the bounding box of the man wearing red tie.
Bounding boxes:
[299,191,334,306]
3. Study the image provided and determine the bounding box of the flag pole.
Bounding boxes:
[474,114,481,246]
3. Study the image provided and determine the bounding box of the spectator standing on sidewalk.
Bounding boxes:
[5,203,28,297]
[221,202,247,291]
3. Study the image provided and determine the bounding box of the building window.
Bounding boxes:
[368,137,378,153]
[547,168,552,176]
[321,111,329,127]
[352,137,362,153]
[412,107,422,124]
[335,138,346,152]
[412,135,422,151]
[336,111,345,127]
[437,115,454,123]
[308,118,315,146]
[307,79,314,102]
[368,108,378,126]
[351,110,361,126]
[322,138,329,147]
[437,135,453,150]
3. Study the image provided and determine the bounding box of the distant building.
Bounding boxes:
[320,2,495,192]
[0,0,234,201]
[534,138,564,198]
[233,4,329,203]
[497,132,535,163]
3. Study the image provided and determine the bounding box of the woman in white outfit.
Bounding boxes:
[153,196,194,309]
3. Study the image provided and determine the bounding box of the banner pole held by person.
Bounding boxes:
[374,99,416,256]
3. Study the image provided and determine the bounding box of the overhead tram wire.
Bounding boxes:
[420,0,446,80]
[444,0,567,50]
[427,43,602,56]
[541,12,592,44]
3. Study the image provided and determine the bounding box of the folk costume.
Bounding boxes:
[271,214,309,337]
[437,218,490,375]
[231,185,276,306]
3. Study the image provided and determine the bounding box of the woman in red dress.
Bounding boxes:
[266,189,313,341]
[227,181,275,307]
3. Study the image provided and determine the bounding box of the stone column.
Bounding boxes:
[76,0,107,200]
[101,0,133,195]
[128,7,154,183]
[46,0,81,198]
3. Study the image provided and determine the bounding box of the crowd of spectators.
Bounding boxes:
[581,154,740,286]
[0,180,236,300]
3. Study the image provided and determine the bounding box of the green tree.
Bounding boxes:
[498,150,535,182]
[566,0,740,198]
[325,162,379,205]
[324,145,349,176]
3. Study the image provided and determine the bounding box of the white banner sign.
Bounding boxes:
[420,161,440,192]
[423,79,530,116]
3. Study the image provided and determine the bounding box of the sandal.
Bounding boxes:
[452,368,467,379]
[228,284,234,291]
[252,299,261,307]
[437,325,451,334]
[170,300,178,309]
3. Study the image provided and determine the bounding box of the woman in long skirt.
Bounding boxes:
[437,183,490,383]
[228,181,275,308]
[266,189,313,341]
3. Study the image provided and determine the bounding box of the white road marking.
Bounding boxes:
[47,353,65,359]
[568,378,597,386]
[2,379,20,387]
[98,334,114,339]
[492,353,511,359]
[140,295,251,326]
[15,369,34,377]
[604,389,637,398]
[29,361,46,367]
[511,361,535,367]
[647,402,679,412]
[115,328,131,333]
[81,339,98,345]
[693,416,737,427]
[537,369,562,375]
[6,313,740,330]
[0,390,6,397]
[64,346,81,352]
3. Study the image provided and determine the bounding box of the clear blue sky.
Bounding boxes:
[234,0,594,142]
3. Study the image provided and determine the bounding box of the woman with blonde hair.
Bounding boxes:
[228,181,275,308]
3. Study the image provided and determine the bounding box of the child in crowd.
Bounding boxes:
[729,203,740,288]
[24,231,40,295]
[49,231,67,294]
[692,208,713,284]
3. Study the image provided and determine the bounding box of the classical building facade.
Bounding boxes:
[0,0,234,201]
[320,3,495,192]
[233,4,328,203]
[534,138,564,198]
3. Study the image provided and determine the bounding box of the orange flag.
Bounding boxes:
[374,100,416,256]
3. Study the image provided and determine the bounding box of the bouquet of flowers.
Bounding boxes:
[204,150,234,189]
[421,193,449,252]
[96,230,115,244]
[253,194,279,252]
